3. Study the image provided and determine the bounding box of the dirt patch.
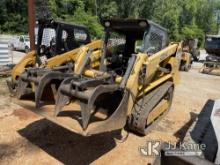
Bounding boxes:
[12,109,38,121]
[0,78,9,95]
[0,78,22,119]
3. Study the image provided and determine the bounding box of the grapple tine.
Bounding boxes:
[16,73,30,99]
[80,84,119,130]
[54,77,75,116]
[80,102,91,130]
[6,79,16,96]
[35,71,73,108]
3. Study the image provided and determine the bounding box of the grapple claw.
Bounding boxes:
[34,71,73,108]
[54,77,75,116]
[6,78,17,96]
[55,74,129,133]
[16,73,32,99]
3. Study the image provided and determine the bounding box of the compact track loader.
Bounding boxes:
[17,19,181,136]
[179,51,192,72]
[183,38,200,61]
[201,35,220,76]
[7,19,92,95]
[178,40,196,72]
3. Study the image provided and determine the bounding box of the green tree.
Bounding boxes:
[97,0,118,19]
[139,0,155,19]
[196,0,218,34]
[0,0,220,42]
[116,0,142,18]
[0,0,7,33]
[151,0,181,40]
[64,3,103,38]
[1,0,28,34]
[181,25,204,46]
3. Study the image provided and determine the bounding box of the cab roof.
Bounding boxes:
[102,18,167,39]
[37,19,89,31]
[206,34,220,38]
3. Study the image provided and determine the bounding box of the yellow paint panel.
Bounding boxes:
[138,74,172,97]
[46,40,103,68]
[12,51,36,81]
[147,99,169,125]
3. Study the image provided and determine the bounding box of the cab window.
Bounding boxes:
[74,29,88,42]
[19,37,24,42]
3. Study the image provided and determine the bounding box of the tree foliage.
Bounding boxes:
[0,0,27,34]
[0,0,220,45]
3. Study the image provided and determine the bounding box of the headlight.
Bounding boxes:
[139,21,147,27]
[104,21,111,27]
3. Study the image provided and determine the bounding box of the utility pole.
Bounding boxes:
[28,0,36,50]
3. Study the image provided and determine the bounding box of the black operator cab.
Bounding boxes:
[205,35,220,56]
[100,19,168,75]
[36,20,91,65]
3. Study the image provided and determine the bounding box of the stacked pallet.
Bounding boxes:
[0,36,11,66]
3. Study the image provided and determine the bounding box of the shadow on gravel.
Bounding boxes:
[189,99,217,162]
[174,99,217,162]
[174,112,198,142]
[174,99,215,142]
[18,119,120,165]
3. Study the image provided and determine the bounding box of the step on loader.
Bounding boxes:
[17,19,181,136]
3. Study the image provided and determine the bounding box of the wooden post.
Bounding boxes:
[28,0,36,51]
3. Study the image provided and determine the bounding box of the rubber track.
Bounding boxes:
[129,81,173,135]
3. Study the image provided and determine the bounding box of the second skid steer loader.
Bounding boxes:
[17,19,181,136]
[7,19,92,95]
[178,40,193,72]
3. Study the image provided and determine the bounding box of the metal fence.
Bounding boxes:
[0,36,11,66]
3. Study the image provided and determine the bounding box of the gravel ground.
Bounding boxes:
[0,63,220,165]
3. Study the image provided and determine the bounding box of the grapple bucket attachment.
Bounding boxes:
[16,63,74,107]
[54,76,129,135]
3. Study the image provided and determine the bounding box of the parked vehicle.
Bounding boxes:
[200,35,220,76]
[8,35,30,53]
